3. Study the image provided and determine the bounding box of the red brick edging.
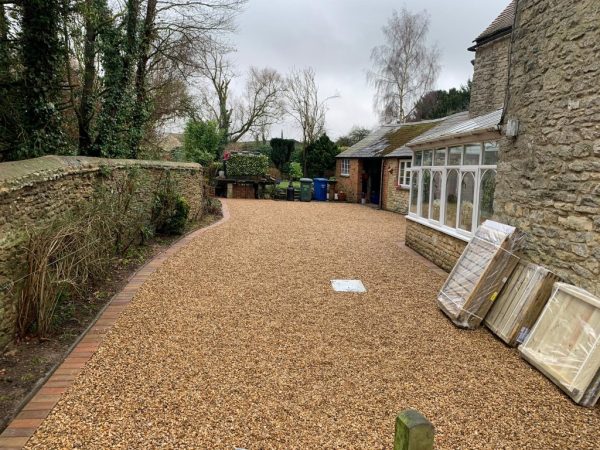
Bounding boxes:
[0,201,230,449]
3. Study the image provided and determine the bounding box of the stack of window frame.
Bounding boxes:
[519,283,600,407]
[485,262,560,347]
[437,220,523,329]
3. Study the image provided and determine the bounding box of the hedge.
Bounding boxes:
[226,152,269,177]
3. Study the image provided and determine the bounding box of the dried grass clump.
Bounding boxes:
[15,168,188,338]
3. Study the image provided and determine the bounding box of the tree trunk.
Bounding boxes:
[21,0,66,158]
[130,0,157,158]
[79,0,100,155]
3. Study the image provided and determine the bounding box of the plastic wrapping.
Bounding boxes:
[437,220,524,329]
[519,283,600,407]
[485,262,560,347]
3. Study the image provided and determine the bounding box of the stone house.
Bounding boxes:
[404,0,600,296]
[334,120,440,206]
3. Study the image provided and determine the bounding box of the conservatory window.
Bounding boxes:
[408,141,498,237]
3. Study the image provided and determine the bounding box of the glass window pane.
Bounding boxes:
[445,170,459,228]
[410,171,419,214]
[398,161,404,184]
[448,146,462,165]
[420,169,431,218]
[464,144,481,165]
[483,141,499,165]
[415,151,423,166]
[405,162,412,185]
[459,172,475,232]
[434,149,446,166]
[479,170,496,224]
[431,172,442,222]
[423,150,433,166]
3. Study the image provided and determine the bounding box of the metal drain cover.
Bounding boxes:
[331,280,366,293]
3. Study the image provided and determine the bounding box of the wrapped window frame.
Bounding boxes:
[519,283,600,407]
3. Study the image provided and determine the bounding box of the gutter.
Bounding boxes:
[467,27,513,52]
[408,124,502,149]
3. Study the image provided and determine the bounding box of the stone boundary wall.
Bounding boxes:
[382,159,409,215]
[494,0,600,296]
[405,220,467,272]
[0,156,203,349]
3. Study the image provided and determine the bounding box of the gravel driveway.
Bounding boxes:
[26,200,599,449]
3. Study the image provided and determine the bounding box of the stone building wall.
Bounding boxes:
[469,36,511,117]
[405,220,467,272]
[494,0,600,296]
[0,156,203,348]
[335,158,363,203]
[381,159,410,214]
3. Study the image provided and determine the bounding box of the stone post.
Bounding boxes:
[393,409,434,450]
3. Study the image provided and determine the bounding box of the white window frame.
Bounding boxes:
[408,143,497,240]
[341,158,350,176]
[397,160,411,188]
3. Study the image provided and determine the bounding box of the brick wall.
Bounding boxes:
[381,159,410,214]
[494,0,600,296]
[405,220,467,272]
[0,156,204,349]
[335,158,362,202]
[469,35,511,117]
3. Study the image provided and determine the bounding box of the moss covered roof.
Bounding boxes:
[337,119,442,159]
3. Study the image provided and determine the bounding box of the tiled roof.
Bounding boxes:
[407,109,502,147]
[384,146,413,159]
[337,120,441,159]
[472,1,515,46]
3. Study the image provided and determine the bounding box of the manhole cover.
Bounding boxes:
[331,280,366,293]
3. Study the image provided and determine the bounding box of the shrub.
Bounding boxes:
[289,162,303,180]
[203,197,222,216]
[153,194,190,235]
[183,119,224,166]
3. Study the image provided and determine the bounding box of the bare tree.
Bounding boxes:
[195,44,285,143]
[368,7,440,124]
[284,67,336,174]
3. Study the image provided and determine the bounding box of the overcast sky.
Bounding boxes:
[227,0,510,141]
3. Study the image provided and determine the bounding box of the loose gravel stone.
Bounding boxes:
[25,200,600,449]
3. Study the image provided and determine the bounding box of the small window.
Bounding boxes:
[464,144,481,165]
[420,169,431,219]
[341,159,350,176]
[431,172,443,222]
[410,171,419,214]
[483,141,499,165]
[414,151,423,166]
[398,160,412,187]
[479,169,496,224]
[459,172,476,232]
[423,150,433,166]
[448,146,462,165]
[434,149,446,166]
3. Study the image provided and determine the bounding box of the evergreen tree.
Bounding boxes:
[305,134,339,178]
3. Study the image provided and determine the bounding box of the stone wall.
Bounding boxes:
[469,35,511,117]
[405,220,467,273]
[0,156,203,349]
[335,158,362,203]
[494,0,600,296]
[381,159,410,214]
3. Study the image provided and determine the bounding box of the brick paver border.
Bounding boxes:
[0,201,230,450]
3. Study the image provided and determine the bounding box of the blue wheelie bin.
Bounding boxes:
[313,178,328,201]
